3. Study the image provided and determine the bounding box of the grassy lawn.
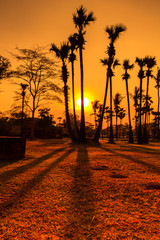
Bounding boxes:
[0,139,160,239]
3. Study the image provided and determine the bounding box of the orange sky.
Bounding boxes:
[0,0,160,124]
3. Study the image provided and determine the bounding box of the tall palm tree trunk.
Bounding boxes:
[144,75,149,143]
[94,71,109,142]
[158,85,160,140]
[64,82,77,142]
[109,75,114,143]
[138,79,143,143]
[79,46,86,142]
[125,80,134,143]
[71,61,79,138]
[115,112,118,140]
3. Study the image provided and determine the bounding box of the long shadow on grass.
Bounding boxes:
[0,147,65,182]
[116,142,160,154]
[0,148,74,217]
[99,145,160,175]
[66,146,96,239]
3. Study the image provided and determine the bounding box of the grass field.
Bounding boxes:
[0,139,160,239]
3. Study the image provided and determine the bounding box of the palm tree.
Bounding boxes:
[122,59,134,143]
[73,5,95,142]
[68,34,79,137]
[154,68,160,140]
[113,92,124,141]
[104,106,110,138]
[143,56,156,143]
[118,108,126,140]
[135,57,146,144]
[132,87,140,139]
[50,42,77,142]
[108,59,120,143]
[20,83,28,137]
[91,99,100,129]
[94,24,126,142]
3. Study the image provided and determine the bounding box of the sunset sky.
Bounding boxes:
[0,0,160,124]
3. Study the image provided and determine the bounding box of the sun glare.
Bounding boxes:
[77,97,90,108]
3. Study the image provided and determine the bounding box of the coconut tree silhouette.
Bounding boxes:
[135,57,146,144]
[143,56,156,143]
[118,107,126,140]
[73,5,95,142]
[94,24,126,142]
[68,34,79,137]
[122,59,134,143]
[132,86,140,139]
[20,83,28,137]
[154,68,160,140]
[50,42,77,142]
[113,92,124,141]
[91,99,100,129]
[108,59,120,143]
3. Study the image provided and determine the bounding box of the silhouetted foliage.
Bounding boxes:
[50,42,77,142]
[68,34,79,137]
[11,46,62,139]
[94,24,126,143]
[143,56,156,143]
[135,57,146,143]
[154,69,160,140]
[122,59,134,143]
[0,56,11,81]
[113,92,124,140]
[73,5,96,142]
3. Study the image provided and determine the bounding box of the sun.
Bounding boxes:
[77,97,90,108]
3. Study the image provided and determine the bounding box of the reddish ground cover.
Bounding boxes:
[0,139,160,239]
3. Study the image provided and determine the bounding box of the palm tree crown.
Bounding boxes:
[105,24,127,44]
[144,56,156,77]
[73,5,95,32]
[50,42,69,63]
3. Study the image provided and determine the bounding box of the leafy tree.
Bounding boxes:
[122,59,134,143]
[94,24,126,142]
[73,5,95,142]
[0,56,11,81]
[12,46,62,139]
[50,42,77,142]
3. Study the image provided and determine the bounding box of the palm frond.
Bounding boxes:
[113,59,120,69]
[100,58,109,66]
[123,59,134,70]
[50,44,61,58]
[144,56,156,69]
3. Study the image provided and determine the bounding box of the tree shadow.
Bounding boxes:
[116,142,160,154]
[0,148,74,217]
[99,145,160,175]
[65,146,96,239]
[0,147,65,182]
[0,159,19,169]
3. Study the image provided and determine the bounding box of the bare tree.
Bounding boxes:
[11,46,62,139]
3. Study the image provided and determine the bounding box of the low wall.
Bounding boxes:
[0,137,26,160]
